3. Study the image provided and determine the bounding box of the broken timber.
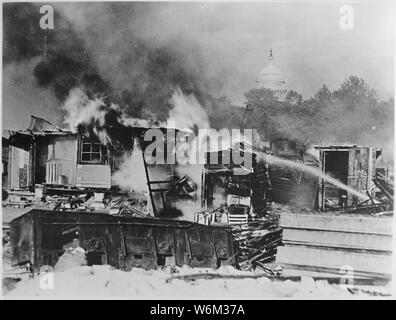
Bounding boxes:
[228,218,283,272]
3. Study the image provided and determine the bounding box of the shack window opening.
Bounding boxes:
[81,142,102,163]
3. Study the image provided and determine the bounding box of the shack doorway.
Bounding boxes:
[323,151,349,208]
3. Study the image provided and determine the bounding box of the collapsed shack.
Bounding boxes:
[10,209,235,272]
[191,145,283,272]
[198,145,271,224]
[9,209,282,275]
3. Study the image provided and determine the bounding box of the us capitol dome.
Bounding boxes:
[257,49,287,100]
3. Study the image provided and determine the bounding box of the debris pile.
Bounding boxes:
[231,217,283,275]
[2,190,35,208]
[3,188,151,217]
[373,172,393,209]
[269,202,313,215]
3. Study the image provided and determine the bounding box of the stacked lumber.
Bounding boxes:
[230,218,283,274]
[276,213,393,284]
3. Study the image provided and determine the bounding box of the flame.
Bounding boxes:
[112,143,148,193]
[62,88,108,130]
[168,87,210,131]
[62,86,216,205]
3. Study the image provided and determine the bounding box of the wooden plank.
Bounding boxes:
[276,246,392,276]
[282,228,392,252]
[279,265,391,284]
[280,213,392,235]
[75,164,111,188]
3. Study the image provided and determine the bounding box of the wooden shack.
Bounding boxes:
[315,145,382,211]
[5,125,184,216]
[6,130,113,190]
[10,209,235,272]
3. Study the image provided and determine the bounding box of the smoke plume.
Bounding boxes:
[3,2,215,127]
[111,144,148,193]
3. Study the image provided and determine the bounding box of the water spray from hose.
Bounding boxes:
[259,152,369,201]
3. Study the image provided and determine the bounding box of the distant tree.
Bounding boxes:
[209,76,393,163]
[207,95,242,130]
[242,88,284,139]
[285,90,303,108]
[314,85,333,110]
[313,77,392,160]
[334,76,377,104]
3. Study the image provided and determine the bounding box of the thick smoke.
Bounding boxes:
[4,3,109,103]
[3,2,218,201]
[3,2,214,125]
[4,3,392,161]
[2,58,62,129]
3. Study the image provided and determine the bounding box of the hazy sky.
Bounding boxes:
[2,1,394,130]
[158,1,394,104]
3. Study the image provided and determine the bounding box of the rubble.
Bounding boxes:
[373,172,393,208]
[230,218,283,274]
[2,190,35,208]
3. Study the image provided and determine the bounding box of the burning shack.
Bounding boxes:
[266,138,318,208]
[4,116,199,218]
[5,116,115,190]
[4,119,238,272]
[199,145,270,224]
[5,119,283,274]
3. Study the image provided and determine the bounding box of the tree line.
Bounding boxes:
[207,76,393,161]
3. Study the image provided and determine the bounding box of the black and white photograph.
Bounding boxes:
[1,0,394,301]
